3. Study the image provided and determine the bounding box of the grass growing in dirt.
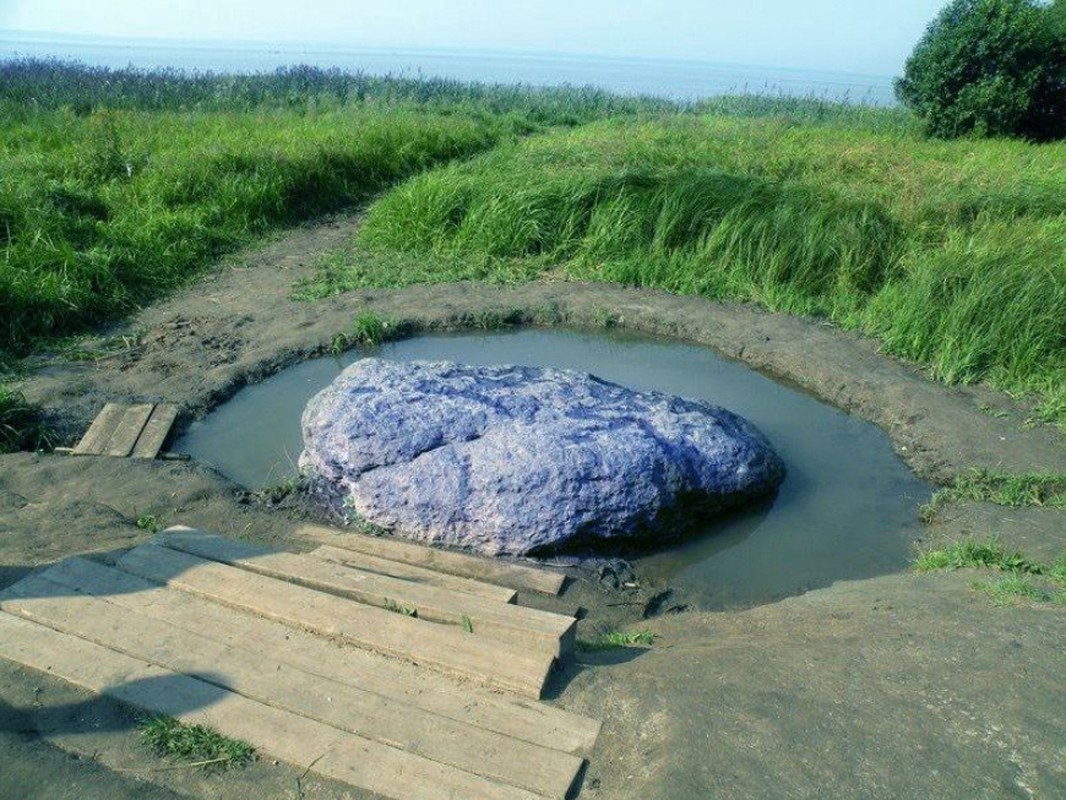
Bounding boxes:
[342,114,1066,426]
[919,469,1066,521]
[579,629,655,651]
[139,714,255,772]
[915,539,1066,606]
[0,386,51,453]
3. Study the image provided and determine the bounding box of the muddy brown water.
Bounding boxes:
[176,328,930,609]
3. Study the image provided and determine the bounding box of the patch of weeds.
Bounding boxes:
[139,714,255,772]
[40,332,142,363]
[915,538,1066,607]
[256,475,301,504]
[337,506,391,536]
[0,386,53,453]
[456,308,527,331]
[925,470,1066,519]
[461,613,474,634]
[292,246,544,302]
[913,539,1041,574]
[383,598,417,617]
[329,312,412,354]
[973,575,1063,607]
[592,307,622,329]
[578,629,655,651]
[529,302,566,326]
[135,513,165,534]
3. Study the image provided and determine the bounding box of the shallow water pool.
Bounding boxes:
[176,328,930,609]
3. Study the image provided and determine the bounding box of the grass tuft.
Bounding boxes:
[0,386,52,453]
[383,598,418,617]
[920,469,1066,520]
[973,575,1066,607]
[915,538,1066,607]
[579,629,655,651]
[913,539,1042,574]
[138,714,255,772]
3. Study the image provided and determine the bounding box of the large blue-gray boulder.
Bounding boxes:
[300,359,785,556]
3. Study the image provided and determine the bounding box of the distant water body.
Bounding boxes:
[0,30,897,106]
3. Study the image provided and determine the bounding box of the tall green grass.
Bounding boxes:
[357,116,1066,423]
[0,58,678,121]
[0,105,501,350]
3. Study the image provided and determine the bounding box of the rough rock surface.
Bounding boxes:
[300,359,785,555]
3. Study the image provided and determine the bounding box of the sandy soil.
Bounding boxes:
[2,213,1064,799]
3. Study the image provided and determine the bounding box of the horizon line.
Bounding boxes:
[0,27,898,82]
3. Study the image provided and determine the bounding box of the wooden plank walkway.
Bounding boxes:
[0,613,543,800]
[157,529,576,659]
[118,543,556,697]
[0,526,599,800]
[1,572,582,799]
[36,557,601,755]
[297,523,568,595]
[72,402,179,459]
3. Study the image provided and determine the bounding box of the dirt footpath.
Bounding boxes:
[2,214,1065,799]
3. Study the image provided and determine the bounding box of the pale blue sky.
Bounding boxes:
[0,1,948,75]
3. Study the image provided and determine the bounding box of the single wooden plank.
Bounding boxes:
[130,403,179,459]
[40,557,600,755]
[297,524,568,596]
[158,529,575,660]
[1,573,583,800]
[0,611,541,800]
[104,403,155,457]
[72,403,126,455]
[116,543,554,698]
[312,544,518,603]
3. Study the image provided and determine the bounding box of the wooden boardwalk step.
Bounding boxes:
[158,528,575,660]
[40,557,599,755]
[0,611,542,800]
[1,571,583,799]
[312,544,519,603]
[296,524,568,596]
[72,402,179,459]
[116,543,555,698]
[131,403,180,459]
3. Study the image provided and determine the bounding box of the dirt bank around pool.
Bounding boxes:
[3,213,1065,799]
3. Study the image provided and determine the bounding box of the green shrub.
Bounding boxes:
[896,0,1066,140]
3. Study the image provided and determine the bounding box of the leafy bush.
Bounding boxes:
[896,0,1066,140]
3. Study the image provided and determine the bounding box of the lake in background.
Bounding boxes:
[0,29,897,105]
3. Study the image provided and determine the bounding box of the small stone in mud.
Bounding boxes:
[300,359,785,556]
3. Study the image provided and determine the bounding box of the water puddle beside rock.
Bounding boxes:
[177,328,930,609]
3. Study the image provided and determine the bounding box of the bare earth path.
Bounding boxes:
[2,214,1064,798]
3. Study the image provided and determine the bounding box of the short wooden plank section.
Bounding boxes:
[40,557,599,755]
[104,403,155,457]
[72,403,127,455]
[131,403,180,459]
[0,611,542,800]
[1,572,582,799]
[116,543,555,698]
[73,402,180,459]
[297,524,567,596]
[312,544,518,603]
[158,529,575,660]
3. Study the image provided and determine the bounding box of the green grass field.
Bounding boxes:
[2,58,1064,449]
[350,115,1066,425]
